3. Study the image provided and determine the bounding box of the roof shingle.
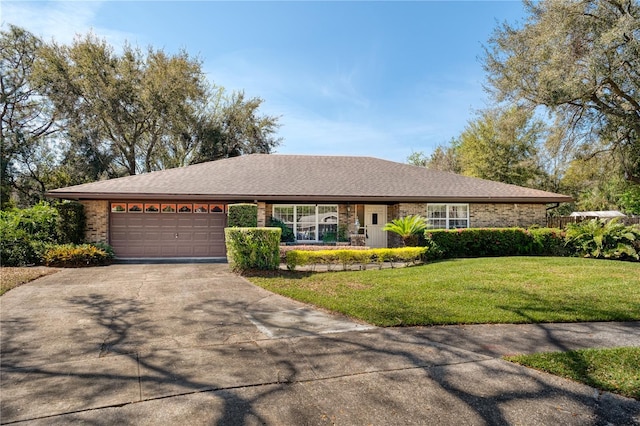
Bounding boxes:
[47,154,572,203]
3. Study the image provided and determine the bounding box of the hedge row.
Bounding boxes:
[424,227,568,259]
[225,227,281,272]
[285,247,427,271]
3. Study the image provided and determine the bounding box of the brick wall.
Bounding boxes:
[391,202,546,229]
[80,200,109,243]
[470,203,546,228]
[257,202,266,227]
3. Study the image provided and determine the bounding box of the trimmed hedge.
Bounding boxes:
[227,203,258,227]
[225,227,281,272]
[424,227,566,259]
[268,217,295,242]
[285,247,427,271]
[55,201,86,244]
[43,243,114,267]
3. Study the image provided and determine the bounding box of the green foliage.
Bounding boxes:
[0,229,39,266]
[484,0,640,183]
[267,216,295,242]
[225,227,281,272]
[285,247,427,271]
[456,106,545,187]
[528,228,568,256]
[43,243,114,267]
[0,202,88,265]
[227,203,258,227]
[424,228,536,258]
[54,201,85,244]
[383,215,428,246]
[618,185,640,216]
[565,219,640,261]
[337,224,349,242]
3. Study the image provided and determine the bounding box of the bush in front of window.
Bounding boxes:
[225,227,281,272]
[227,204,258,227]
[267,217,295,242]
[424,228,536,258]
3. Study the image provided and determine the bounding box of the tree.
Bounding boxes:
[0,25,57,208]
[455,106,545,186]
[406,142,461,173]
[484,0,640,183]
[190,91,281,165]
[33,33,209,176]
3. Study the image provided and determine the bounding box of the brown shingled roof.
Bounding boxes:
[47,154,572,203]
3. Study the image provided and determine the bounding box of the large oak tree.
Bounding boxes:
[484,0,640,183]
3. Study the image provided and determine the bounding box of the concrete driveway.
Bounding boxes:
[1,264,638,425]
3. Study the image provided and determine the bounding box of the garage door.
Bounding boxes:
[110,202,227,258]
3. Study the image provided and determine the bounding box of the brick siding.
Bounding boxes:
[470,203,546,228]
[80,200,109,243]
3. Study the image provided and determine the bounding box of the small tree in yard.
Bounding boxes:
[383,215,428,246]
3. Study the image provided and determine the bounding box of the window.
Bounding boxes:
[209,204,224,213]
[427,204,469,229]
[161,204,176,213]
[128,203,143,213]
[193,203,208,213]
[144,203,160,213]
[111,203,126,213]
[273,205,338,242]
[177,204,192,213]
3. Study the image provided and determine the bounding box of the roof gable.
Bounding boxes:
[47,154,572,203]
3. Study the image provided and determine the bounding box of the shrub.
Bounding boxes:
[383,214,428,246]
[0,228,39,266]
[0,203,61,266]
[529,228,568,256]
[565,218,640,261]
[225,227,281,272]
[43,243,114,267]
[54,201,86,244]
[424,228,534,258]
[285,247,427,271]
[227,204,258,227]
[268,217,295,242]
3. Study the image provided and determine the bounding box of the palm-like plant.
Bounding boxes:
[383,214,428,246]
[566,218,640,260]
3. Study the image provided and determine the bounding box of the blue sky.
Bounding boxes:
[3,1,526,163]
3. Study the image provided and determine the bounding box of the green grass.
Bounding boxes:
[505,347,640,400]
[247,257,640,326]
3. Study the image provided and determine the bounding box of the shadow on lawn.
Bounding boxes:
[1,288,639,424]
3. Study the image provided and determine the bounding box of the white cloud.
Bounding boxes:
[2,1,136,47]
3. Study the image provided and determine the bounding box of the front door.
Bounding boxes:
[364,205,387,248]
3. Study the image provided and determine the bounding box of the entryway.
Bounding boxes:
[364,205,387,248]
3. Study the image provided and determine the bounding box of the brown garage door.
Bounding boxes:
[110,202,227,258]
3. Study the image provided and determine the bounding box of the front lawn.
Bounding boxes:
[506,347,640,400]
[247,257,640,326]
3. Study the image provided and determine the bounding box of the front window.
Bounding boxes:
[427,204,469,229]
[273,205,338,242]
